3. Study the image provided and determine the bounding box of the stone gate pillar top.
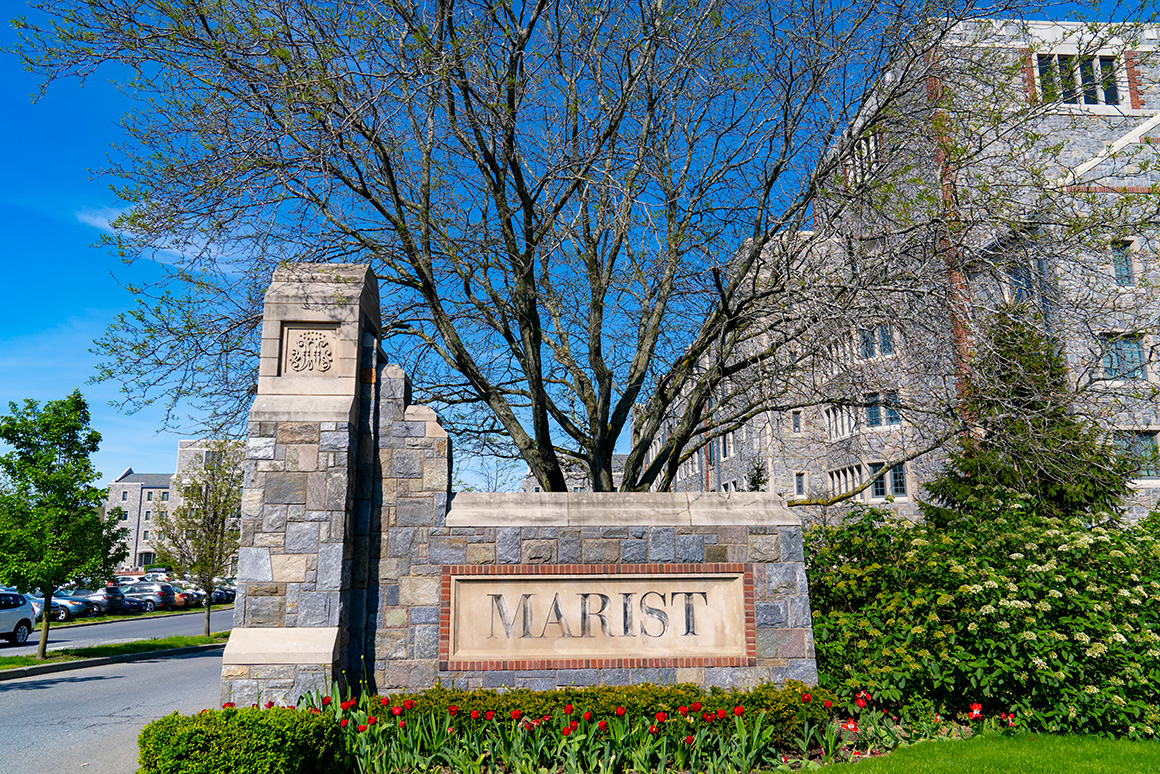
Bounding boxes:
[252,263,380,423]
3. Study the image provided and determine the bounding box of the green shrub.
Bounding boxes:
[806,496,1160,738]
[138,707,346,774]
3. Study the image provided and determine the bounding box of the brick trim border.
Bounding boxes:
[438,563,758,671]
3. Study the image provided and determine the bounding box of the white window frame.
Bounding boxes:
[794,472,806,497]
[1114,429,1160,480]
[791,411,802,434]
[1035,49,1130,114]
[1111,238,1144,287]
[1098,332,1150,382]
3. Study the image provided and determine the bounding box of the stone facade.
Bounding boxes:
[222,264,818,704]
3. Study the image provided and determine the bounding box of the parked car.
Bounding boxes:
[121,596,146,614]
[121,582,176,612]
[209,588,230,605]
[172,590,200,609]
[61,586,126,615]
[0,591,35,645]
[29,591,92,621]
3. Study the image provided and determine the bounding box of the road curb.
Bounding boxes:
[46,605,234,631]
[0,642,226,682]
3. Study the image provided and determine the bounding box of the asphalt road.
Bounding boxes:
[0,648,224,774]
[2,607,234,657]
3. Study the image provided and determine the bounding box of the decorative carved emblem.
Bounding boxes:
[287,330,334,373]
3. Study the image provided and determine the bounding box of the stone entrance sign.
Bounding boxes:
[443,565,752,667]
[222,264,818,705]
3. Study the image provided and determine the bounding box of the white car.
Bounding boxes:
[0,591,35,645]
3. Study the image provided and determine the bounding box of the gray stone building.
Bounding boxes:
[106,438,243,571]
[653,20,1160,524]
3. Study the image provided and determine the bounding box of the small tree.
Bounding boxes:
[153,440,242,636]
[0,391,127,658]
[921,304,1133,526]
[746,459,769,492]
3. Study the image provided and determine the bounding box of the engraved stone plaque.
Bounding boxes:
[281,324,338,376]
[442,567,753,667]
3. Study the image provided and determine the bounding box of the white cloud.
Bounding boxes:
[75,206,127,232]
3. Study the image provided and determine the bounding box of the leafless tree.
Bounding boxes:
[14,1,1159,493]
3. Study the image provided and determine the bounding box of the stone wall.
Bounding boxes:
[222,264,817,704]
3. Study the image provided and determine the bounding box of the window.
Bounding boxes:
[1112,241,1134,286]
[205,450,223,468]
[143,530,149,540]
[1100,334,1147,380]
[119,512,128,521]
[795,473,805,496]
[890,463,908,496]
[572,486,584,492]
[1116,431,1160,477]
[161,492,169,502]
[146,491,153,501]
[791,411,802,433]
[869,463,887,498]
[865,391,900,427]
[120,491,127,501]
[722,430,735,459]
[859,326,894,358]
[846,133,879,184]
[139,552,156,566]
[1038,53,1119,106]
[145,511,151,522]
[533,486,541,492]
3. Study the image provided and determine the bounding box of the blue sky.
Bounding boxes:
[0,16,188,485]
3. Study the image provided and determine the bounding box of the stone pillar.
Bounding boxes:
[221,264,381,706]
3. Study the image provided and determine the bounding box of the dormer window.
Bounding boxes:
[1037,53,1120,106]
[845,133,879,184]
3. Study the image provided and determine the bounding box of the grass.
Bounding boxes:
[0,631,229,670]
[48,602,234,628]
[850,733,1160,773]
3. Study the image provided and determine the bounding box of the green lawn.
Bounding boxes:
[850,734,1160,773]
[0,632,229,670]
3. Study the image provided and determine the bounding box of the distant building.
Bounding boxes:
[521,454,630,492]
[106,439,241,571]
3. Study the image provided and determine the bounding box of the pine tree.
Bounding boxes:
[921,304,1133,526]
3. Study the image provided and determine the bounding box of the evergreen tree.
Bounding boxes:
[921,304,1133,525]
[746,459,769,492]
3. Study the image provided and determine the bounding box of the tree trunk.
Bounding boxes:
[36,589,53,660]
[204,591,211,638]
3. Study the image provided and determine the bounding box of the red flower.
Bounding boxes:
[485,711,495,721]
[678,705,689,716]
[381,697,391,707]
[322,696,332,706]
[471,710,480,720]
[685,735,695,745]
[341,700,355,711]
[448,705,459,716]
[511,710,522,720]
[656,711,668,722]
[399,720,406,729]
[717,708,728,720]
[265,701,275,709]
[702,712,715,723]
[690,702,702,712]
[841,719,859,733]
[823,700,832,709]
[968,702,983,721]
[857,690,872,702]
[524,721,534,731]
[340,719,349,728]
[648,725,658,734]
[734,707,744,717]
[358,724,368,732]
[403,700,415,710]
[367,716,378,726]
[615,706,626,717]
[221,702,235,708]
[562,727,572,736]
[801,693,812,704]
[583,711,592,722]
[310,708,321,715]
[855,698,867,709]
[598,720,608,731]
[391,706,402,716]
[564,704,573,715]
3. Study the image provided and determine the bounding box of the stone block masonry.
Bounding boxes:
[222,264,817,704]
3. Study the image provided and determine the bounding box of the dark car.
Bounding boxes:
[121,582,176,612]
[62,586,126,614]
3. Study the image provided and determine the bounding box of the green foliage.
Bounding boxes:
[921,305,1133,525]
[138,707,345,774]
[0,391,127,657]
[806,496,1160,738]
